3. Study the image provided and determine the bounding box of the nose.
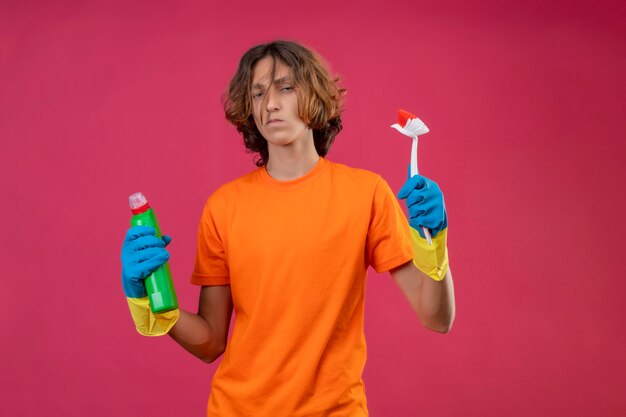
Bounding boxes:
[265,88,279,112]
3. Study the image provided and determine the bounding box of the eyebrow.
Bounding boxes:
[251,76,293,91]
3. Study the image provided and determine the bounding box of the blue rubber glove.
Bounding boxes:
[121,225,177,336]
[397,173,449,281]
[397,174,448,238]
[121,226,171,298]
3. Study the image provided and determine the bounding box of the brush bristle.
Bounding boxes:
[397,109,416,127]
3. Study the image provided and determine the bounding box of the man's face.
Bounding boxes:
[250,56,311,148]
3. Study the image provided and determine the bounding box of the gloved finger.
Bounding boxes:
[124,226,157,242]
[409,198,439,219]
[397,175,425,199]
[162,235,172,246]
[409,216,435,232]
[125,235,167,252]
[408,204,427,220]
[406,190,425,207]
[411,201,445,230]
[125,250,170,279]
[136,252,170,277]
[422,178,441,197]
[414,211,438,230]
[131,247,170,264]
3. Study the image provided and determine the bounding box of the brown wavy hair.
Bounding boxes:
[224,40,346,166]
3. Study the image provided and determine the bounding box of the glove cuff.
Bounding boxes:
[410,227,449,281]
[126,297,179,336]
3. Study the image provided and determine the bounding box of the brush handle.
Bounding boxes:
[411,137,419,177]
[421,227,433,245]
[410,136,432,245]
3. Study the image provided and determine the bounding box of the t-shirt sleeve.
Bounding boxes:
[191,195,230,286]
[366,176,414,273]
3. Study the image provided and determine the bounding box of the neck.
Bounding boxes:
[266,133,320,181]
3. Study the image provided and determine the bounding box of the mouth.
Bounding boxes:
[266,118,283,125]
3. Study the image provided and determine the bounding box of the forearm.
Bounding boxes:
[396,167,454,332]
[418,267,455,333]
[168,309,226,363]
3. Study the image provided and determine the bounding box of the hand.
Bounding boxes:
[121,226,171,298]
[397,174,447,238]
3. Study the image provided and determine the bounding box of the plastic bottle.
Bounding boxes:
[128,192,178,313]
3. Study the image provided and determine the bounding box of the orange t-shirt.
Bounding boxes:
[191,158,413,417]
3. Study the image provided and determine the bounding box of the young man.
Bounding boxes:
[121,40,455,417]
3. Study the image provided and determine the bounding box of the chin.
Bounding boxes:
[265,135,296,147]
[263,127,310,148]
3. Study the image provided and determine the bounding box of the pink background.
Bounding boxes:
[1,1,625,416]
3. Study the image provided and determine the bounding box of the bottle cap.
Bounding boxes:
[129,192,150,213]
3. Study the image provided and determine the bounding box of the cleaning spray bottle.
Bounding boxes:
[128,192,178,313]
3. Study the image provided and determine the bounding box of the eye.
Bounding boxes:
[252,91,264,100]
[280,85,294,93]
